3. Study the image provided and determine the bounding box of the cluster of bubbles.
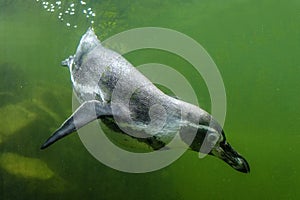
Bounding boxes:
[35,0,96,29]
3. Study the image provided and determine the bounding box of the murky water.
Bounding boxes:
[0,0,299,199]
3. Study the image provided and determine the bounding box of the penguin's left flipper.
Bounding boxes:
[41,100,111,149]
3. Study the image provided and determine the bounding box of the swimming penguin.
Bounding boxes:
[41,28,250,173]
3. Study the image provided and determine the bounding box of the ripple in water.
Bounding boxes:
[35,0,96,29]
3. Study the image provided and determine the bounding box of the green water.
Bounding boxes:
[0,0,299,199]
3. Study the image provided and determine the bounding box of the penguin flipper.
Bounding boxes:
[41,100,111,149]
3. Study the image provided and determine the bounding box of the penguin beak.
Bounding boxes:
[211,142,250,173]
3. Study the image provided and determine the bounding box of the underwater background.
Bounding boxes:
[0,0,299,199]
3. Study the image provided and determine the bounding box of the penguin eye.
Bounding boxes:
[207,132,219,144]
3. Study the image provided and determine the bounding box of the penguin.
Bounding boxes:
[41,28,250,173]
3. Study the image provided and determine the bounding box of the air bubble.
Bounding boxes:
[36,1,97,29]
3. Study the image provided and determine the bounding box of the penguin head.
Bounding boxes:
[208,131,250,173]
[187,121,250,173]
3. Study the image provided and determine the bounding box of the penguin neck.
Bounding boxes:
[177,100,217,131]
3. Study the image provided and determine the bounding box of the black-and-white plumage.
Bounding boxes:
[41,28,250,173]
